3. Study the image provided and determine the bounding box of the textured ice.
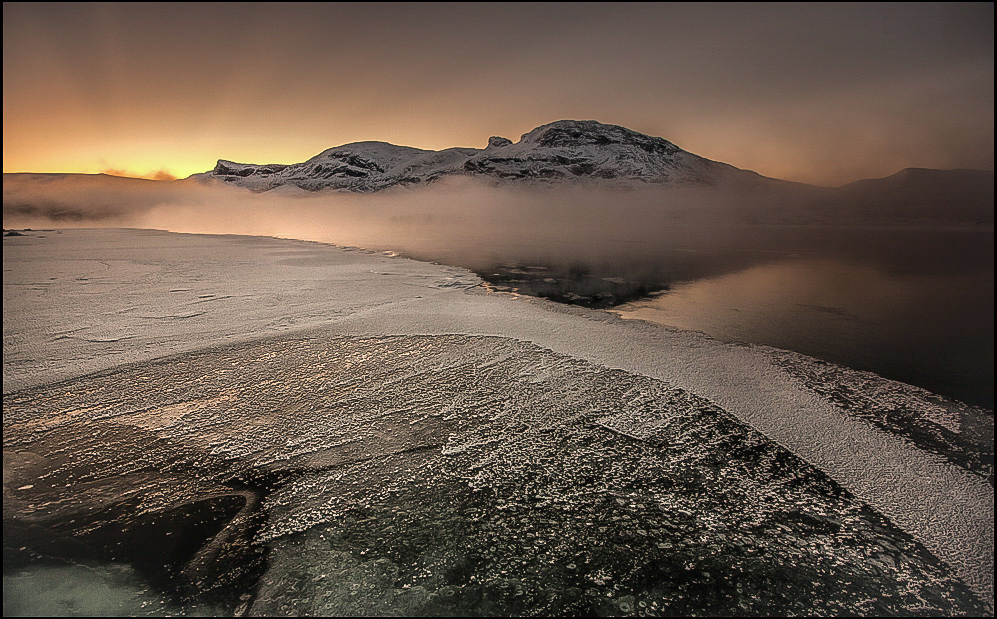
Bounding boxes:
[769,352,994,483]
[3,229,993,614]
[4,334,987,615]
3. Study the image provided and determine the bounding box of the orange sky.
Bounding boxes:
[3,3,993,186]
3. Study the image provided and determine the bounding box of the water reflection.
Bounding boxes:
[615,257,994,409]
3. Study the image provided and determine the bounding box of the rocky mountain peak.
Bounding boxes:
[487,136,513,149]
[192,120,756,193]
[521,120,680,155]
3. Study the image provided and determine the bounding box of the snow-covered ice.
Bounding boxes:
[3,229,992,615]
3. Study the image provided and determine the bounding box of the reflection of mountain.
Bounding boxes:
[189,120,792,193]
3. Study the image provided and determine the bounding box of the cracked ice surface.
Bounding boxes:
[4,334,987,615]
[3,229,993,613]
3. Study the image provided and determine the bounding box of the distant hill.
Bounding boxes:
[831,168,994,224]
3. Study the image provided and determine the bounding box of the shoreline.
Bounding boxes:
[3,228,993,613]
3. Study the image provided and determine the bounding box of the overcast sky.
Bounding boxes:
[3,2,993,185]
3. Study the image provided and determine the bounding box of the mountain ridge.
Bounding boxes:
[4,120,992,225]
[189,120,793,193]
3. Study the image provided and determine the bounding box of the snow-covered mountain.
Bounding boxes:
[190,120,777,192]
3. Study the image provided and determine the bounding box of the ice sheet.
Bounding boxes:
[3,229,993,609]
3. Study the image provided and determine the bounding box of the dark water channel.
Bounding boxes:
[3,494,260,616]
[468,225,994,409]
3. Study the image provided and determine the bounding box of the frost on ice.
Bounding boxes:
[3,334,988,616]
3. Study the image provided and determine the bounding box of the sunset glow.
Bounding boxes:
[4,4,994,616]
[3,3,993,186]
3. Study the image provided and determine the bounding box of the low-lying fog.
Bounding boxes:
[4,172,992,277]
[3,173,993,407]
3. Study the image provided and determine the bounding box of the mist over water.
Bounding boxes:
[3,175,993,406]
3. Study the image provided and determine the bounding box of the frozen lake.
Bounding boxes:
[3,229,992,615]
